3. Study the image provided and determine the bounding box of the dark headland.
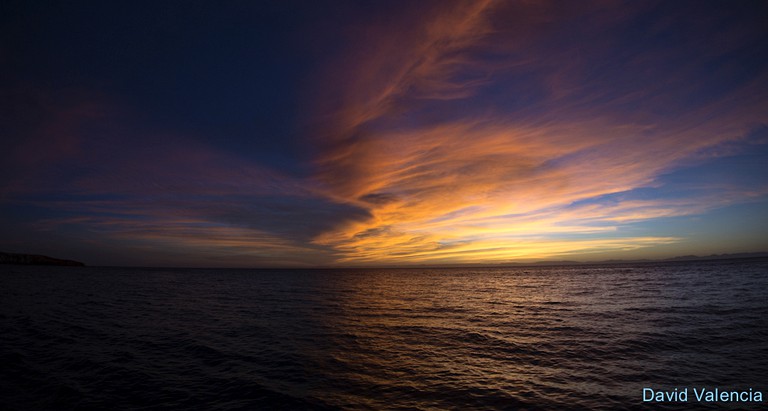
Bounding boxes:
[0,252,85,266]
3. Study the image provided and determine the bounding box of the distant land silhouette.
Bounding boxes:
[0,252,85,266]
[1,251,767,269]
[491,252,768,267]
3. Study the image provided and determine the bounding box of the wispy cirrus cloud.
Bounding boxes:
[305,0,768,264]
[0,92,367,266]
[2,1,766,266]
[33,211,335,267]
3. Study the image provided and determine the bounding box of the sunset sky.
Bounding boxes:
[2,1,767,267]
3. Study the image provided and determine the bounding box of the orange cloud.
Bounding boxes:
[6,1,765,266]
[306,0,768,264]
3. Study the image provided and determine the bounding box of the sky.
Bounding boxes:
[1,0,767,267]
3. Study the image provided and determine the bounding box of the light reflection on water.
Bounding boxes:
[1,260,767,410]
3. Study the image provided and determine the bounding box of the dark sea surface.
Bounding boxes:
[1,259,767,410]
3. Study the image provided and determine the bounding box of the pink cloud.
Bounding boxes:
[304,1,768,264]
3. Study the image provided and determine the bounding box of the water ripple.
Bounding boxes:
[1,260,767,410]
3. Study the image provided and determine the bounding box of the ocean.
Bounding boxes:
[1,259,766,410]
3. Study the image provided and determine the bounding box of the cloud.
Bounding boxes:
[0,91,368,266]
[3,1,766,266]
[305,0,768,263]
[34,212,334,267]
